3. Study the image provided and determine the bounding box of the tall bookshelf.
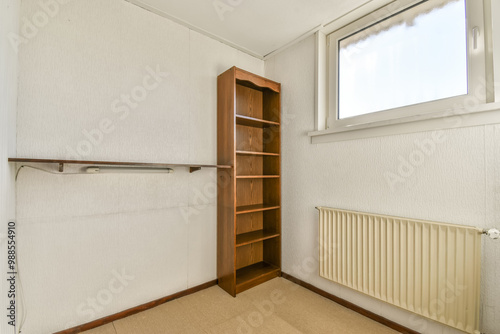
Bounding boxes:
[217,67,281,296]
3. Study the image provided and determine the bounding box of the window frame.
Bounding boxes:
[324,0,489,132]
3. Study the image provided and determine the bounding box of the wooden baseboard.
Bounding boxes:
[281,273,420,334]
[53,279,218,334]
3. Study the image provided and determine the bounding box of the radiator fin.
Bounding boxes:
[318,207,481,334]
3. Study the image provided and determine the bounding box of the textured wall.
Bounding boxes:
[265,35,500,334]
[0,0,18,334]
[492,0,500,101]
[16,0,263,332]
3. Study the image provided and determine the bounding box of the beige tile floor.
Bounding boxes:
[83,278,399,334]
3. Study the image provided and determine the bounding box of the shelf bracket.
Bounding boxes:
[189,166,202,173]
[58,163,64,173]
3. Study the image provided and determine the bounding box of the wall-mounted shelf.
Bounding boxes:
[8,158,231,173]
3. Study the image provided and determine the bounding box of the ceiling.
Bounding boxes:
[126,0,373,58]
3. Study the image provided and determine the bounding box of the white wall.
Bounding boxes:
[16,0,263,332]
[265,31,500,334]
[0,0,19,333]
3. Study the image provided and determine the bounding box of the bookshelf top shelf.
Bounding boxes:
[234,67,281,93]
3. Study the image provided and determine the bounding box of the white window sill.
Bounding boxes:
[308,102,500,144]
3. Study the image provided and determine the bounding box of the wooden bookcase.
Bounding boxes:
[217,67,281,296]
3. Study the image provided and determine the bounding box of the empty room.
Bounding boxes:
[1,0,500,333]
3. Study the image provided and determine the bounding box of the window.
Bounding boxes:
[315,0,492,137]
[338,0,468,119]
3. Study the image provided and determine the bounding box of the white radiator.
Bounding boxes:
[317,207,482,334]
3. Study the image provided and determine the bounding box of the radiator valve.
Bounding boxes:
[484,228,500,240]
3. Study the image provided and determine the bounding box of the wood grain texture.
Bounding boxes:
[235,115,279,128]
[217,68,236,167]
[217,67,237,296]
[236,230,280,247]
[263,156,280,175]
[281,273,421,334]
[263,237,281,268]
[234,67,281,93]
[263,210,280,235]
[263,90,281,122]
[273,210,282,269]
[236,155,280,177]
[263,90,281,154]
[236,84,263,119]
[53,280,217,334]
[236,242,263,270]
[236,204,280,215]
[263,178,280,206]
[236,175,279,179]
[235,262,280,294]
[236,150,279,156]
[236,125,264,152]
[236,212,263,234]
[236,155,264,176]
[263,86,282,277]
[236,179,263,207]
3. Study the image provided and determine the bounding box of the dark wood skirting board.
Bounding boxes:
[53,280,217,334]
[281,273,421,334]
